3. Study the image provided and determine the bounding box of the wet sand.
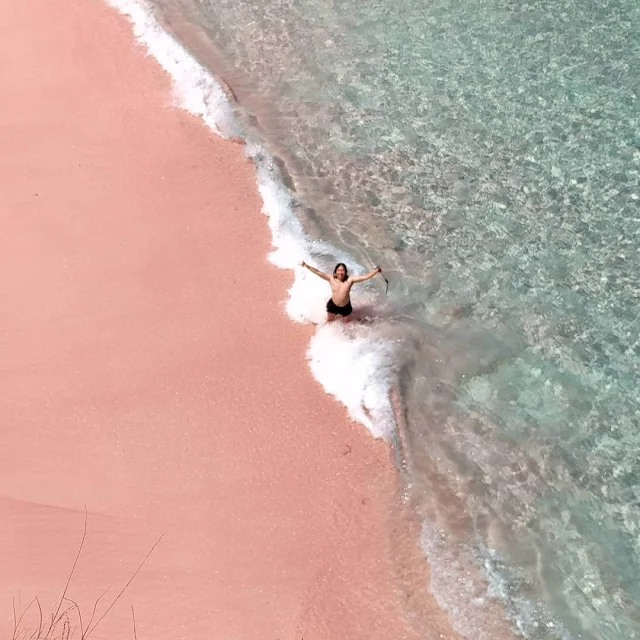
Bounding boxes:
[0,0,460,638]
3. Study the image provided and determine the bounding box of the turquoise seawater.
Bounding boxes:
[151,0,640,637]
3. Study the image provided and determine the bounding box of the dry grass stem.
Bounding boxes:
[10,511,163,640]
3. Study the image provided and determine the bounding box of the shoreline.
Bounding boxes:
[1,1,462,639]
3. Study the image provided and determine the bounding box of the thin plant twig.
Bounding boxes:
[10,515,162,640]
[12,597,36,640]
[85,533,164,638]
[13,597,17,640]
[85,583,113,635]
[46,509,88,637]
[62,598,83,639]
[131,606,137,640]
[25,597,44,640]
[49,604,77,639]
[36,596,43,638]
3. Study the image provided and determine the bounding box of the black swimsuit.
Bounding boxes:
[326,298,353,317]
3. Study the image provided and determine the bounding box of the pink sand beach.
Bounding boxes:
[1,0,462,638]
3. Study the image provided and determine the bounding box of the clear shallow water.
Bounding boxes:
[147,0,640,637]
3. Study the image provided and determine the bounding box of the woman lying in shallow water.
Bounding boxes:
[300,261,382,322]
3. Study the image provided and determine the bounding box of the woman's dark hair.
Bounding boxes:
[333,263,348,277]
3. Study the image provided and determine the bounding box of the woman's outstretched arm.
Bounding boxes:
[301,261,331,281]
[349,266,381,283]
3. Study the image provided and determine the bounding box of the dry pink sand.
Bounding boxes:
[0,1,462,638]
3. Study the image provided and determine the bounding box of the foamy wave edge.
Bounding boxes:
[104,0,399,441]
[100,4,571,639]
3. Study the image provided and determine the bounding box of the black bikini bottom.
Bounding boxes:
[326,298,353,317]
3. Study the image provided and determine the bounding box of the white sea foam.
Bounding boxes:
[101,3,544,637]
[249,148,398,439]
[105,0,239,138]
[99,6,629,640]
[104,0,399,441]
[307,323,398,438]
